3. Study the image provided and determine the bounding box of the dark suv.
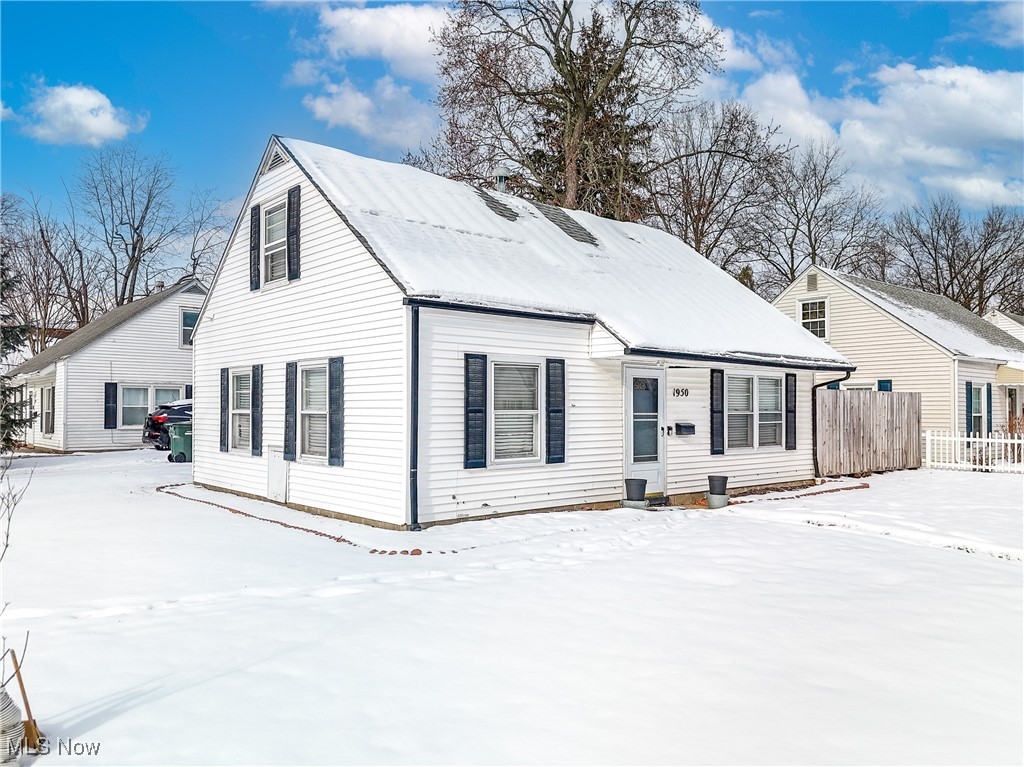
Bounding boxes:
[142,399,192,449]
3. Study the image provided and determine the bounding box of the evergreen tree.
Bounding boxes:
[1,250,34,452]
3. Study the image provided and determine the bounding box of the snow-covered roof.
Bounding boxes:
[818,268,1024,363]
[278,138,851,370]
[9,280,207,378]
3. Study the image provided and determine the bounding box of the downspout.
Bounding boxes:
[811,370,852,478]
[408,304,421,531]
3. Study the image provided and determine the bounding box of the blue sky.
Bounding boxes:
[2,1,1022,217]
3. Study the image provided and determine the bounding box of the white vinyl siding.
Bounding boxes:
[191,159,408,527]
[492,363,539,461]
[232,371,251,450]
[418,309,622,523]
[264,202,287,284]
[665,366,816,495]
[300,365,328,459]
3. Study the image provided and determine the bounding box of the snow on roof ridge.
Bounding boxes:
[279,137,851,369]
[818,267,1024,361]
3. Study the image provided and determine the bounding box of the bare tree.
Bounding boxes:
[76,143,184,306]
[743,138,882,299]
[649,101,788,271]
[427,0,721,215]
[888,196,1024,315]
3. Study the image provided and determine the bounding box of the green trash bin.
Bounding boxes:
[166,422,193,463]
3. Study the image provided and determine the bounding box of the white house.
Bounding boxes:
[192,136,852,529]
[773,265,1024,436]
[10,279,206,451]
[984,309,1024,344]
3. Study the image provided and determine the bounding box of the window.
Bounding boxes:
[971,385,983,435]
[493,363,540,460]
[300,366,328,458]
[800,299,827,338]
[264,202,287,283]
[181,309,199,346]
[727,375,783,450]
[232,372,251,449]
[156,387,181,407]
[122,386,149,426]
[42,386,55,434]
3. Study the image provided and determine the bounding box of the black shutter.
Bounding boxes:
[710,369,724,455]
[545,358,566,464]
[185,384,193,399]
[103,383,117,429]
[986,383,993,435]
[965,381,973,434]
[877,379,892,392]
[286,185,301,281]
[284,362,297,461]
[249,205,261,291]
[328,356,344,466]
[251,364,263,457]
[785,373,797,450]
[219,368,229,452]
[464,354,487,469]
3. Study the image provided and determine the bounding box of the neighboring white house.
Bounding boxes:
[773,266,1024,436]
[192,136,852,530]
[984,309,1024,344]
[10,279,206,451]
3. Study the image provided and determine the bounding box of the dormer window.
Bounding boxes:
[264,202,287,283]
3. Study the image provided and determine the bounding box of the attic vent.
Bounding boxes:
[263,150,287,174]
[477,189,519,221]
[807,272,818,292]
[531,202,599,246]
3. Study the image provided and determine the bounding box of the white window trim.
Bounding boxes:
[262,200,288,288]
[489,359,544,466]
[724,372,786,453]
[841,382,877,391]
[970,384,985,436]
[41,386,56,435]
[797,295,830,341]
[180,307,201,348]
[119,384,183,429]
[230,370,252,451]
[298,361,329,465]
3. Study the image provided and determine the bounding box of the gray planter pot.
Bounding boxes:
[624,478,648,501]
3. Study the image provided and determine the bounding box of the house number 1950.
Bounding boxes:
[672,388,689,397]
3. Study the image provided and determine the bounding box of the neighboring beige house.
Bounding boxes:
[984,309,1024,344]
[773,266,1024,435]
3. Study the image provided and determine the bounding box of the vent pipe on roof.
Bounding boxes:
[154,280,165,291]
[493,164,511,193]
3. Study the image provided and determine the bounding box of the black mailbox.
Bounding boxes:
[675,422,695,436]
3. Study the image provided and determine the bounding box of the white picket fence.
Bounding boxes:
[925,430,1024,474]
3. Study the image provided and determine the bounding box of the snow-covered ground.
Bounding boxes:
[2,451,1021,765]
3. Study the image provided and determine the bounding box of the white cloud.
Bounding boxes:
[302,75,437,149]
[978,2,1024,48]
[20,82,146,146]
[285,58,324,87]
[737,60,1024,209]
[748,10,782,20]
[0,100,14,121]
[317,4,447,82]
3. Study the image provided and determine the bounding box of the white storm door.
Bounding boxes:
[625,367,665,495]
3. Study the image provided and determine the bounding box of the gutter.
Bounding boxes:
[409,304,421,531]
[625,347,855,373]
[811,370,853,477]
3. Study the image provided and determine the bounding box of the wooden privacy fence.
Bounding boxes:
[925,431,1024,474]
[816,390,921,477]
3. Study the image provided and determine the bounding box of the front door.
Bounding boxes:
[625,367,665,496]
